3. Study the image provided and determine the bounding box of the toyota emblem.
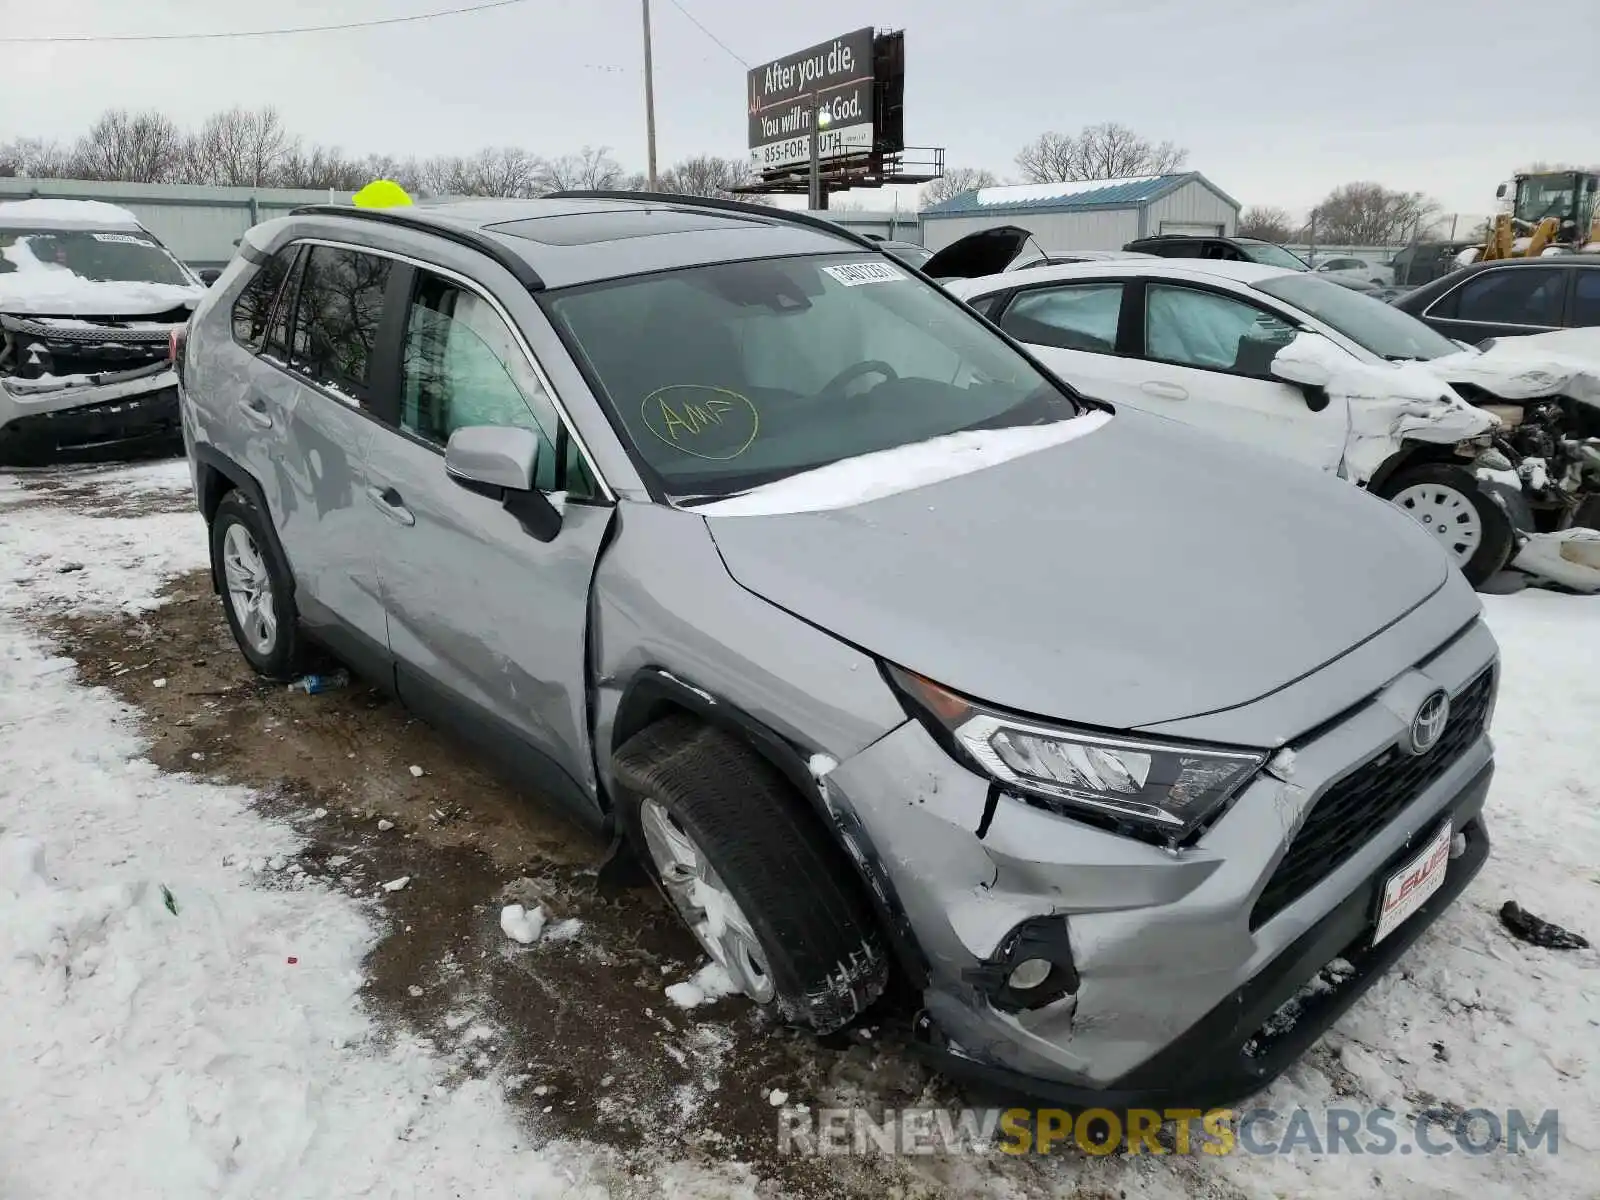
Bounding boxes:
[1408,689,1451,755]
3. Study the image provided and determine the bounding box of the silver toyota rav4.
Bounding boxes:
[177,193,1497,1107]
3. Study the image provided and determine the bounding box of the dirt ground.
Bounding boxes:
[10,463,1136,1198]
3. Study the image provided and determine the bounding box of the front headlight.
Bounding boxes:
[890,666,1266,842]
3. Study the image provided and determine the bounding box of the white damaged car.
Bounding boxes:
[0,199,205,466]
[947,259,1600,588]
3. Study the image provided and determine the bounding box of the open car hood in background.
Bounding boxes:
[921,225,1035,280]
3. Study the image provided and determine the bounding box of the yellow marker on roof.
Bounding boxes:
[352,180,412,209]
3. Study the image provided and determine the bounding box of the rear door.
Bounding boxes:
[1420,264,1568,341]
[240,242,392,674]
[1130,282,1349,471]
[360,260,613,822]
[992,278,1143,399]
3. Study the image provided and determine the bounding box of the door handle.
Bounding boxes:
[366,484,416,527]
[238,395,273,429]
[1140,380,1188,400]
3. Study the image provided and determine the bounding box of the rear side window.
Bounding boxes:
[231,248,296,349]
[289,246,392,402]
[1000,283,1123,353]
[1454,268,1564,327]
[1571,270,1600,327]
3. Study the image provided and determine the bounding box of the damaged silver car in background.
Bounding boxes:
[0,199,205,466]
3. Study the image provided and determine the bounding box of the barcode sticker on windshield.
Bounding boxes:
[91,233,155,246]
[823,262,906,287]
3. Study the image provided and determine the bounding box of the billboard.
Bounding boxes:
[747,28,876,175]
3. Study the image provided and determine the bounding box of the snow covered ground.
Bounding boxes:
[1,460,1595,1199]
[0,463,760,1199]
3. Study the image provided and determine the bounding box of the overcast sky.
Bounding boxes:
[3,0,1595,219]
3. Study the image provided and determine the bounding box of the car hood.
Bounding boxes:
[703,409,1450,735]
[922,225,1035,280]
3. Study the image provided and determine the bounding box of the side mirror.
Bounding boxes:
[445,425,561,542]
[196,267,223,286]
[1271,331,1343,412]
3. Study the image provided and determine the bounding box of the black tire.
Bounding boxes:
[209,488,304,680]
[1377,463,1515,588]
[613,714,888,1033]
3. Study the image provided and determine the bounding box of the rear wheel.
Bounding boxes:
[613,715,887,1033]
[1378,463,1515,587]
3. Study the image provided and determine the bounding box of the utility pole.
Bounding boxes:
[641,0,658,190]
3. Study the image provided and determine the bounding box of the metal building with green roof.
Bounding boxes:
[920,172,1239,252]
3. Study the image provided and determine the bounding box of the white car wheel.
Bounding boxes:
[1390,481,1483,566]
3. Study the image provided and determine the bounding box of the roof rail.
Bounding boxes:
[542,190,885,253]
[288,204,545,291]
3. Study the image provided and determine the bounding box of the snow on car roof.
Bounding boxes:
[945,257,1298,298]
[0,198,143,228]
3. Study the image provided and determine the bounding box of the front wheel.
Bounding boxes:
[1378,463,1515,588]
[209,489,304,679]
[613,715,888,1033]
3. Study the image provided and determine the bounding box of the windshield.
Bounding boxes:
[1254,272,1460,361]
[1240,242,1310,270]
[543,253,1081,500]
[1515,176,1577,225]
[0,227,193,287]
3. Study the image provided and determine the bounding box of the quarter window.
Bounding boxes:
[1454,268,1564,327]
[231,247,296,350]
[399,272,596,498]
[289,245,391,401]
[1145,284,1295,375]
[1000,283,1124,353]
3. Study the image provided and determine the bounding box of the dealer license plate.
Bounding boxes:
[1374,822,1452,945]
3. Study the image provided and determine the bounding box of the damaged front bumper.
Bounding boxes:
[825,619,1498,1108]
[0,362,181,466]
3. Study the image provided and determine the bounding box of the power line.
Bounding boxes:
[0,0,536,44]
[663,0,747,67]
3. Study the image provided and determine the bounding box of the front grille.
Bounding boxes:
[1250,668,1495,930]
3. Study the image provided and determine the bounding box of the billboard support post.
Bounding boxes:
[807,96,828,211]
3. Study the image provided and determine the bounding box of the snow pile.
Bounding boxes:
[665,962,739,1009]
[500,903,546,944]
[701,411,1113,516]
[1433,334,1600,410]
[0,198,144,226]
[968,176,1160,207]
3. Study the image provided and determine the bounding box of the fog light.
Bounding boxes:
[1007,958,1053,990]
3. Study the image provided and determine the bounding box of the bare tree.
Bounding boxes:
[658,154,768,202]
[1310,182,1440,245]
[920,166,998,207]
[70,109,184,182]
[535,145,623,192]
[447,147,542,197]
[1237,205,1294,242]
[275,145,371,191]
[1016,123,1186,183]
[184,107,292,186]
[0,137,75,179]
[1014,132,1078,183]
